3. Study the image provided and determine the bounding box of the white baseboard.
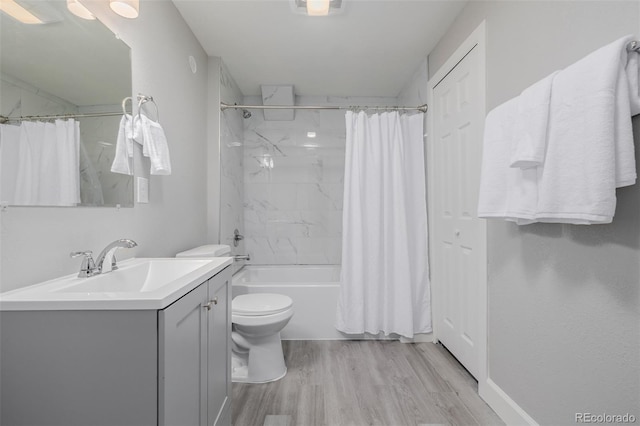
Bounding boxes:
[479,378,539,426]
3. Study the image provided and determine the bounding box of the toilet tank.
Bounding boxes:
[176,244,231,258]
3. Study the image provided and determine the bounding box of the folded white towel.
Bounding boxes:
[480,35,640,225]
[110,114,139,175]
[135,113,171,175]
[510,71,559,169]
[534,35,637,224]
[477,98,538,223]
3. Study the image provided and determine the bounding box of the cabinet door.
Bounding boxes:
[207,268,232,426]
[159,283,208,426]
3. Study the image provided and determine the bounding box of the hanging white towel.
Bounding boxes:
[477,98,538,224]
[627,46,640,115]
[479,35,640,225]
[534,35,638,224]
[135,113,171,175]
[510,71,559,169]
[110,114,139,175]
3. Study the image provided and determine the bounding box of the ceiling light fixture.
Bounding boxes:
[66,0,95,20]
[290,0,345,17]
[109,0,139,19]
[0,0,43,24]
[306,0,330,16]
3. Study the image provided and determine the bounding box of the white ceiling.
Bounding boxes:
[173,0,467,97]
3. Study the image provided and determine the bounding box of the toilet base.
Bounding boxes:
[231,331,288,383]
[231,355,287,383]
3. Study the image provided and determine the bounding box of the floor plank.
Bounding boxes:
[232,341,503,426]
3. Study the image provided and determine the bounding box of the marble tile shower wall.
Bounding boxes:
[220,63,245,273]
[243,95,398,265]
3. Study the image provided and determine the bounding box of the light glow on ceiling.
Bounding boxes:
[0,0,43,24]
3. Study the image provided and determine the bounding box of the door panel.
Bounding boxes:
[432,45,483,378]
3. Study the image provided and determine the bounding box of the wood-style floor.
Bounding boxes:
[232,340,503,426]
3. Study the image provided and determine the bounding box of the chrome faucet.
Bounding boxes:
[70,251,98,278]
[95,239,138,273]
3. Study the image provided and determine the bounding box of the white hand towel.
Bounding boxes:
[534,35,637,224]
[510,71,559,169]
[110,114,138,175]
[477,98,538,223]
[136,113,171,175]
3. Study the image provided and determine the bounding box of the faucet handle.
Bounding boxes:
[70,251,97,277]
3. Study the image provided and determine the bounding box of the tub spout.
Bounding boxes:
[234,254,250,261]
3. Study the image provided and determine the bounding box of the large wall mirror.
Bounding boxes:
[0,0,133,207]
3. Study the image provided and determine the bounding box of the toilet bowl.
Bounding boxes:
[175,245,294,384]
[231,293,293,383]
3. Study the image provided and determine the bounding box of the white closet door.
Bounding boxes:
[431,44,485,379]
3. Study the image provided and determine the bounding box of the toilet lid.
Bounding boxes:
[232,293,293,316]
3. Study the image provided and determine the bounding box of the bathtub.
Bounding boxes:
[232,265,345,340]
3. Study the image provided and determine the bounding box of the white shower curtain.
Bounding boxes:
[335,111,431,339]
[2,119,81,206]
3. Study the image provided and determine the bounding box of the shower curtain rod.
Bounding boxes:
[221,102,428,113]
[0,111,125,124]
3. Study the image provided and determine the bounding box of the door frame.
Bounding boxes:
[426,20,487,387]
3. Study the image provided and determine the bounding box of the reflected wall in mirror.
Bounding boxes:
[0,0,133,207]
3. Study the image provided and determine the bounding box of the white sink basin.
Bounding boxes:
[0,257,233,311]
[56,259,210,294]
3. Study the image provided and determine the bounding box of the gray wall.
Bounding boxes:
[0,0,211,292]
[429,2,640,424]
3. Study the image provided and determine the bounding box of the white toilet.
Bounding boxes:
[176,244,294,384]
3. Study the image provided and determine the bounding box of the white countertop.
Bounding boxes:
[0,257,233,311]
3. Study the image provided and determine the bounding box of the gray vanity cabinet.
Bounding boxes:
[0,265,232,426]
[159,267,232,426]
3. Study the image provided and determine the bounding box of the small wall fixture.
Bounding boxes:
[66,0,95,20]
[109,0,138,19]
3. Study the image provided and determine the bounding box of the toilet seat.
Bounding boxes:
[232,293,293,316]
[232,308,293,327]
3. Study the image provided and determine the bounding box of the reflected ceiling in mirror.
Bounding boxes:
[0,0,133,207]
